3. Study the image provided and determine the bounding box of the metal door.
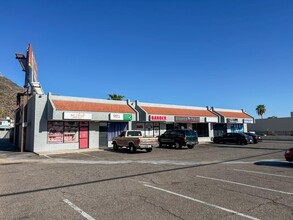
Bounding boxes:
[99,124,108,148]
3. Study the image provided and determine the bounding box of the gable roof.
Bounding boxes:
[52,100,136,113]
[141,106,217,117]
[216,111,253,118]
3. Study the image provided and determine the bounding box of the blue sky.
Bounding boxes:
[1,0,293,119]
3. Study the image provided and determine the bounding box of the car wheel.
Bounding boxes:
[113,142,118,151]
[129,144,136,153]
[146,148,152,152]
[174,142,181,148]
[187,145,194,149]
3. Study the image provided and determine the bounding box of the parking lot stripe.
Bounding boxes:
[196,175,293,195]
[63,199,96,220]
[144,184,259,220]
[234,169,293,179]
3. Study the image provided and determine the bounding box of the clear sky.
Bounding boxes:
[1,0,293,119]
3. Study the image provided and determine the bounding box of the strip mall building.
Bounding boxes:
[15,93,254,153]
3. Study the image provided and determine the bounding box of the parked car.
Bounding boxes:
[244,132,262,143]
[244,134,254,144]
[213,132,253,145]
[284,148,293,162]
[112,130,158,153]
[158,129,198,149]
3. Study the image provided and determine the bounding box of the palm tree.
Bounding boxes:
[108,94,125,100]
[256,105,266,119]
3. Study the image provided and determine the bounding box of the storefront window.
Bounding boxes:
[230,124,244,133]
[213,123,227,137]
[192,123,209,137]
[48,121,64,143]
[166,124,174,130]
[108,122,128,141]
[64,122,79,143]
[48,121,80,143]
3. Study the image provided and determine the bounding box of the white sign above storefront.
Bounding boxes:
[206,117,218,123]
[110,113,123,120]
[243,118,254,124]
[109,113,133,121]
[226,118,239,123]
[64,112,92,120]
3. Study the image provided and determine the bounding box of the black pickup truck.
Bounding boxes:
[158,129,198,149]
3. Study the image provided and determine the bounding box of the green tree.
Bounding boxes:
[256,105,266,119]
[108,94,125,100]
[268,116,277,119]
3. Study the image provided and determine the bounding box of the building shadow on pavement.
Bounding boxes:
[0,139,18,152]
[255,161,293,168]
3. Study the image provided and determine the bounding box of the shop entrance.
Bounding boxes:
[213,123,227,137]
[79,122,89,149]
[99,122,108,149]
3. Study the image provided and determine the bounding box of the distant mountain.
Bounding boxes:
[0,74,23,118]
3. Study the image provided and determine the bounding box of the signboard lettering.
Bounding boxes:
[64,112,92,120]
[174,116,200,123]
[110,113,132,121]
[150,115,167,121]
[227,118,238,123]
[243,119,253,124]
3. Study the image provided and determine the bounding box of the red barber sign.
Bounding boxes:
[150,115,167,121]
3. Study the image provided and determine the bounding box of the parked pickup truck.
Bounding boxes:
[112,130,158,153]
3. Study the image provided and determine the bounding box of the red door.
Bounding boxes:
[80,122,89,149]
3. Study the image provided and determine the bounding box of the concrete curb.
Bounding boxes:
[36,148,105,156]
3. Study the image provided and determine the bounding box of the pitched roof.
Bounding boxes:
[52,100,136,113]
[141,106,217,117]
[216,111,253,118]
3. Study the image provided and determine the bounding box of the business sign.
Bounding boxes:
[64,112,92,120]
[174,116,200,123]
[226,118,239,123]
[26,44,38,84]
[110,113,133,121]
[243,118,254,124]
[150,115,167,121]
[206,117,218,123]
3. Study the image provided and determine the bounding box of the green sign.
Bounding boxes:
[123,114,133,121]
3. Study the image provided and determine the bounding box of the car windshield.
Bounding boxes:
[184,130,197,136]
[127,131,142,136]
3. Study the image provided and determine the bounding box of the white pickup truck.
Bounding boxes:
[112,130,158,153]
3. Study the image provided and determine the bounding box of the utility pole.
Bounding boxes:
[16,52,28,152]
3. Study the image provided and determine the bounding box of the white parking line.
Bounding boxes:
[234,169,293,179]
[144,184,259,220]
[63,199,96,220]
[196,175,293,195]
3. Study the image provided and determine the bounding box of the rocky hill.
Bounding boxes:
[0,74,23,118]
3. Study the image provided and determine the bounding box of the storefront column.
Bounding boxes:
[208,123,214,140]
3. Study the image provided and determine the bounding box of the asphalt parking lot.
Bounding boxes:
[0,140,292,220]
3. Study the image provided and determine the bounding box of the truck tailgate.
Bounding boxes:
[140,138,158,146]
